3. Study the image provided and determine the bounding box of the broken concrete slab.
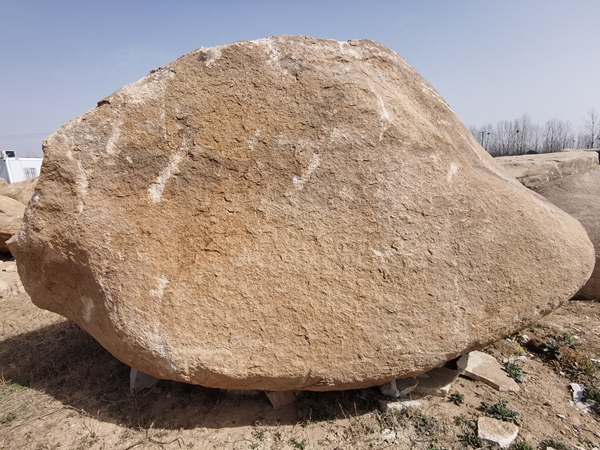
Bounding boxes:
[378,399,422,413]
[457,351,520,392]
[130,368,160,394]
[478,416,519,448]
[379,377,418,398]
[265,391,298,409]
[414,367,459,397]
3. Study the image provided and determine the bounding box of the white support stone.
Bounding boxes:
[130,368,160,394]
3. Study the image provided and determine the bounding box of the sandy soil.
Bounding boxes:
[1,263,599,450]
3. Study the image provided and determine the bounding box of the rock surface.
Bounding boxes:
[414,367,458,397]
[0,177,38,206]
[495,151,598,188]
[477,417,519,448]
[9,35,595,391]
[0,195,25,253]
[265,390,298,409]
[457,351,520,392]
[379,377,418,398]
[535,166,600,300]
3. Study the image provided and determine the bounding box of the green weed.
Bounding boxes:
[481,400,521,425]
[540,437,573,450]
[413,414,438,436]
[503,362,526,383]
[510,440,534,450]
[289,437,306,449]
[1,412,17,424]
[449,391,465,405]
[460,431,483,448]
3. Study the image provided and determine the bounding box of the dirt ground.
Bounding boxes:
[1,262,599,450]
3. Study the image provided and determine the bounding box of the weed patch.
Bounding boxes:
[289,437,306,449]
[413,414,438,436]
[583,383,600,403]
[510,440,534,450]
[449,391,465,405]
[540,437,574,450]
[503,362,526,383]
[1,411,17,424]
[460,431,483,449]
[481,400,521,425]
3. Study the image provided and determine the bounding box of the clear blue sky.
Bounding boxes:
[1,0,598,157]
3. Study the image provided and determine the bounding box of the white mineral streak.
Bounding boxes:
[371,248,394,258]
[254,37,281,61]
[150,275,169,298]
[293,153,321,190]
[447,163,459,182]
[248,129,261,151]
[149,154,183,202]
[81,296,94,322]
[105,119,122,155]
[338,41,363,59]
[377,94,393,141]
[118,68,175,105]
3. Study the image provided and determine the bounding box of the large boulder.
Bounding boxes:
[0,195,25,253]
[0,177,39,206]
[9,36,594,391]
[495,151,598,188]
[535,166,600,300]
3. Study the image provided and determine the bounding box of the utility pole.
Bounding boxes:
[480,130,490,150]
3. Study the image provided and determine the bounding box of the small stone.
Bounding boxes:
[414,367,459,397]
[571,383,595,413]
[557,414,566,420]
[378,399,422,413]
[457,351,520,392]
[379,377,418,398]
[503,356,528,364]
[0,261,17,272]
[379,381,398,397]
[519,334,531,345]
[571,383,585,401]
[378,429,396,443]
[130,368,160,394]
[477,416,519,448]
[265,391,298,409]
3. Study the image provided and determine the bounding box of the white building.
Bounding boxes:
[0,151,43,183]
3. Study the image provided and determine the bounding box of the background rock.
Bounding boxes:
[0,177,38,206]
[9,35,595,391]
[0,195,25,253]
[495,151,598,188]
[535,166,600,300]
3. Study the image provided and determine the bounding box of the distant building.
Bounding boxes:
[0,151,43,183]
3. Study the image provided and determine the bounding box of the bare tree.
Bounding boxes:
[543,118,574,153]
[582,108,599,149]
[470,111,591,156]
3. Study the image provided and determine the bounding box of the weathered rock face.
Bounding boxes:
[495,151,599,188]
[535,166,600,300]
[0,177,39,206]
[9,36,595,391]
[0,195,25,253]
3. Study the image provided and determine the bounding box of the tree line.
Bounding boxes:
[468,109,598,157]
